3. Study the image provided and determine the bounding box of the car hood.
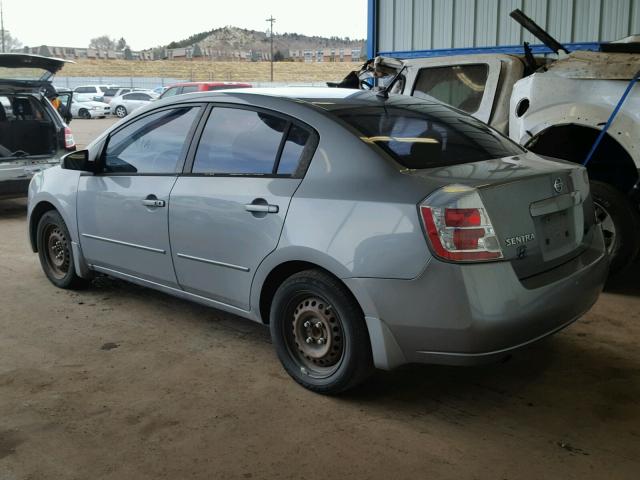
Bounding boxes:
[0,53,72,93]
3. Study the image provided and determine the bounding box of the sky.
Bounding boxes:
[3,0,368,50]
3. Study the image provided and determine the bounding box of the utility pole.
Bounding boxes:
[1,1,5,54]
[266,15,276,82]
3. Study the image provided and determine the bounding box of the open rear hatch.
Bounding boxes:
[0,54,69,93]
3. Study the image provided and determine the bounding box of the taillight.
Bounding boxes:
[420,186,503,262]
[64,127,76,151]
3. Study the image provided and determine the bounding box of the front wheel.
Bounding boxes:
[591,181,640,276]
[270,270,373,394]
[36,210,89,289]
[114,105,127,118]
[79,109,91,119]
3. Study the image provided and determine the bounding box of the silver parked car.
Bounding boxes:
[27,88,608,394]
[110,91,158,118]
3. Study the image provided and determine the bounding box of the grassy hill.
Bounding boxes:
[59,59,361,83]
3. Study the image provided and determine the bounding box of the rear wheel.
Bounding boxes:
[591,181,640,276]
[79,108,91,119]
[36,210,89,289]
[269,270,373,394]
[115,105,127,118]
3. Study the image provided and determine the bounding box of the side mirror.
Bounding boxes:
[61,149,95,173]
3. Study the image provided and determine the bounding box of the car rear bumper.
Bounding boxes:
[345,228,608,370]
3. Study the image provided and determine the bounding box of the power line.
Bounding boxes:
[266,15,276,82]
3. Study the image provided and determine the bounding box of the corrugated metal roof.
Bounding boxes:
[375,0,640,53]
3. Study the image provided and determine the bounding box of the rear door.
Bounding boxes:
[169,104,316,310]
[77,105,202,286]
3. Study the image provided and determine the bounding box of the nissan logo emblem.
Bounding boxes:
[553,178,564,193]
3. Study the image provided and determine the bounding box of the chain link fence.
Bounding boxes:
[53,76,329,90]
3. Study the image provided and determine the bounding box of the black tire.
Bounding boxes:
[79,109,91,119]
[114,105,127,118]
[591,181,640,276]
[269,269,373,394]
[36,210,89,289]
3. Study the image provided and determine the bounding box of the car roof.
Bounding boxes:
[167,81,252,87]
[194,87,438,111]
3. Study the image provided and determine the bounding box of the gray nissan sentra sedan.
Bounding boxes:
[27,88,608,394]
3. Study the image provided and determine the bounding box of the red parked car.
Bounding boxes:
[159,81,252,99]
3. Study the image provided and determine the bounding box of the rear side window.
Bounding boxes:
[335,104,523,169]
[160,86,180,99]
[104,88,119,96]
[104,107,200,174]
[277,124,311,175]
[181,86,199,94]
[126,93,151,100]
[193,107,287,175]
[412,64,488,113]
[75,86,96,94]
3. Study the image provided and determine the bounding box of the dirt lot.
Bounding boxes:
[1,120,639,479]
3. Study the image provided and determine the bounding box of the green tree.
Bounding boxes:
[116,37,128,50]
[38,44,51,57]
[89,35,116,50]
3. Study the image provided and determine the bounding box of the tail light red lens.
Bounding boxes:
[63,127,76,151]
[445,208,481,227]
[420,186,503,262]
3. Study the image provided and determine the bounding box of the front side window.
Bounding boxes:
[335,103,523,169]
[104,107,200,174]
[412,64,489,114]
[193,107,288,175]
[181,86,199,94]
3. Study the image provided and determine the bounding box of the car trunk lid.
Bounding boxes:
[407,153,596,278]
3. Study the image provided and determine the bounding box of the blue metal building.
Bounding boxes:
[367,0,640,58]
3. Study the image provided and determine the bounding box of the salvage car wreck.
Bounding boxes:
[334,9,640,277]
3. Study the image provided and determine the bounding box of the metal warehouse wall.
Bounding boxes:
[373,0,640,54]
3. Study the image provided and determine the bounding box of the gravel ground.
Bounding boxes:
[0,119,638,479]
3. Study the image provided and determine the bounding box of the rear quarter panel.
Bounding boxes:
[263,111,434,281]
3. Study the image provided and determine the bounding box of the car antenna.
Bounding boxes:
[377,65,407,99]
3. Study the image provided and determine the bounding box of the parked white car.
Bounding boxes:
[110,91,158,118]
[70,99,110,119]
[73,85,118,102]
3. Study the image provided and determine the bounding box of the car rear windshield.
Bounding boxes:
[334,103,524,169]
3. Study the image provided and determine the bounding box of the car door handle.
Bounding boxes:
[142,198,165,208]
[244,203,279,213]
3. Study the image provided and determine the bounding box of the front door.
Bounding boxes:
[169,105,316,310]
[77,105,201,287]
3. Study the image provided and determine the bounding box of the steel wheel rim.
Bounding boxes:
[44,224,70,279]
[594,201,617,255]
[284,295,345,379]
